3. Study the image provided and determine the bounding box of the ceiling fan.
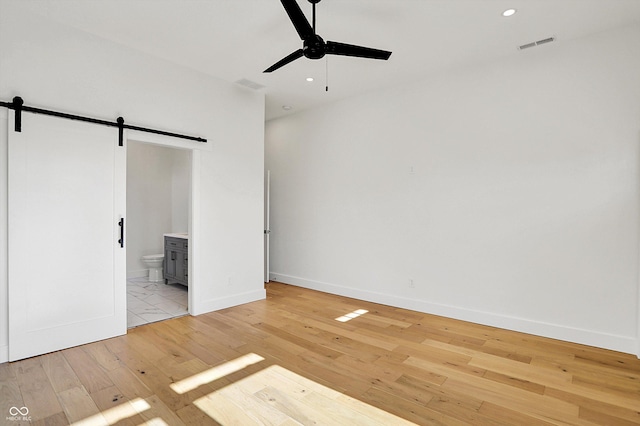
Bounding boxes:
[264,0,392,73]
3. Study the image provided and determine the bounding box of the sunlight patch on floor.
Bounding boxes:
[336,309,368,322]
[194,364,416,425]
[137,418,169,426]
[71,397,150,425]
[170,353,265,394]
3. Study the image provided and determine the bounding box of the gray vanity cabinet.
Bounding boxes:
[164,236,188,286]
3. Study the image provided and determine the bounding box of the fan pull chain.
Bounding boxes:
[325,56,329,92]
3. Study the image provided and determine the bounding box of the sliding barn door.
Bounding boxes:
[8,111,126,361]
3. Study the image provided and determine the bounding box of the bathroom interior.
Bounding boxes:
[126,141,190,328]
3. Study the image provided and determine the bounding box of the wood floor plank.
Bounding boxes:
[303,387,413,426]
[83,341,122,372]
[2,281,639,425]
[130,324,196,366]
[579,405,640,426]
[194,391,265,425]
[481,370,546,395]
[62,346,114,394]
[338,352,404,385]
[162,320,229,366]
[105,366,154,400]
[278,308,400,352]
[478,401,555,426]
[175,328,245,362]
[293,349,372,395]
[102,334,130,355]
[175,403,222,426]
[137,394,187,426]
[253,321,343,360]
[426,395,511,426]
[12,357,63,421]
[440,377,582,425]
[255,385,321,425]
[573,347,640,373]
[361,385,460,426]
[222,383,298,425]
[40,351,83,393]
[421,335,529,364]
[544,386,640,424]
[90,385,145,426]
[57,385,105,424]
[0,374,24,422]
[30,412,69,426]
[115,345,216,412]
[355,321,429,343]
[485,338,575,363]
[394,373,483,412]
[402,349,486,379]
[469,351,572,387]
[0,361,17,381]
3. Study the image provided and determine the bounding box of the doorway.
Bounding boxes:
[126,141,191,327]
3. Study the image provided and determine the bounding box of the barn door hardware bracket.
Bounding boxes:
[9,96,23,131]
[117,117,124,147]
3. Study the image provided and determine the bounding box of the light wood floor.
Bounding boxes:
[1,282,639,425]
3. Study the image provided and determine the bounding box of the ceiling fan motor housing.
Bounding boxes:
[304,35,326,59]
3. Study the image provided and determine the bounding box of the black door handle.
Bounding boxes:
[118,218,124,248]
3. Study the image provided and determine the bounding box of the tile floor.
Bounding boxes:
[127,277,188,328]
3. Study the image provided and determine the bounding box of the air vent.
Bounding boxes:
[235,78,265,90]
[518,36,556,50]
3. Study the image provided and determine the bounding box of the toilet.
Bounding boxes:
[141,254,164,282]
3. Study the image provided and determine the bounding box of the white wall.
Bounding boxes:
[126,142,189,277]
[266,25,640,355]
[171,149,191,233]
[0,4,265,362]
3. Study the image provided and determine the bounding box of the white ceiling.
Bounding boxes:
[9,0,640,120]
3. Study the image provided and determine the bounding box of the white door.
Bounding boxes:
[8,111,126,361]
[264,170,271,282]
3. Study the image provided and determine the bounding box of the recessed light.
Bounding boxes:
[502,8,517,17]
[306,77,314,82]
[282,105,292,111]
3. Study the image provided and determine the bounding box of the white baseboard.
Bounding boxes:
[270,272,638,356]
[192,289,266,316]
[127,269,148,279]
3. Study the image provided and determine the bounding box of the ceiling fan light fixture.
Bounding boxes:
[306,77,314,82]
[502,8,517,17]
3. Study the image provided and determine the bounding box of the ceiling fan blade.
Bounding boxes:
[281,0,314,40]
[326,41,392,60]
[264,49,305,73]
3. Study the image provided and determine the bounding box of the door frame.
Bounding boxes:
[125,129,210,316]
[264,170,271,283]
